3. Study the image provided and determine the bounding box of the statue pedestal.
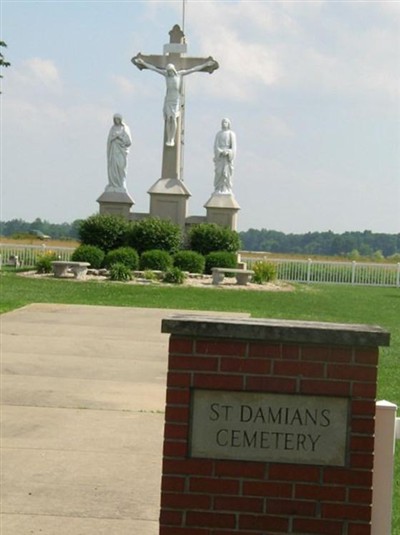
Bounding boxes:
[148,178,191,228]
[204,192,240,231]
[97,190,135,218]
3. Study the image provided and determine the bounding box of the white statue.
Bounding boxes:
[132,56,218,147]
[213,118,236,194]
[106,114,132,192]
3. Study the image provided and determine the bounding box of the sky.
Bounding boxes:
[1,0,399,234]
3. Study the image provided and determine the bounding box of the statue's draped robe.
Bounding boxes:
[214,129,236,194]
[107,124,132,191]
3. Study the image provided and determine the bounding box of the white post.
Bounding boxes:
[351,260,356,285]
[307,258,312,284]
[371,400,398,535]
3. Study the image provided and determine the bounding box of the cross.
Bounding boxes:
[132,25,219,181]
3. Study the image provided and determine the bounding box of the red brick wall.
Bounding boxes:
[160,335,379,535]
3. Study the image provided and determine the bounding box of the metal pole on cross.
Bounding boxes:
[182,0,187,33]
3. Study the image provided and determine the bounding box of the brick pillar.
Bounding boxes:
[160,316,390,535]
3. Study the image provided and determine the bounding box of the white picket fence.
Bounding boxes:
[1,245,400,288]
[0,243,75,267]
[241,253,400,288]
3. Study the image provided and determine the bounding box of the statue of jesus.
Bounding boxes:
[132,55,218,147]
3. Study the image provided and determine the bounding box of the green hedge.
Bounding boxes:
[205,251,237,274]
[71,245,105,269]
[103,247,139,270]
[79,214,130,253]
[173,250,205,273]
[188,223,240,256]
[139,249,173,271]
[128,218,182,254]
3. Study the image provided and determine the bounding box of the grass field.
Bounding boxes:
[0,236,80,248]
[1,270,399,530]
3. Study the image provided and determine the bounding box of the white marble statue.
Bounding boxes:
[213,118,236,194]
[106,114,132,192]
[132,56,218,147]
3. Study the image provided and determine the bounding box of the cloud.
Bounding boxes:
[206,28,282,93]
[179,1,399,104]
[4,57,63,104]
[27,57,62,88]
[332,26,400,101]
[4,56,114,134]
[112,75,136,96]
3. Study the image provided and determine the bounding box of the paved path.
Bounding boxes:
[1,304,248,534]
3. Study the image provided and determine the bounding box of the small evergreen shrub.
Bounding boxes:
[139,249,173,271]
[71,244,105,269]
[128,218,182,254]
[205,251,237,274]
[79,214,131,253]
[103,247,139,270]
[188,223,241,256]
[163,266,186,284]
[35,253,58,274]
[173,250,205,273]
[108,262,132,282]
[252,261,277,284]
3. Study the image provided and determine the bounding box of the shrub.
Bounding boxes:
[163,267,186,284]
[205,251,237,274]
[71,244,105,269]
[142,269,158,281]
[35,253,58,274]
[108,262,133,282]
[188,223,241,256]
[103,247,139,270]
[173,250,205,274]
[78,214,131,253]
[388,253,400,263]
[128,218,182,254]
[252,261,277,284]
[139,249,173,271]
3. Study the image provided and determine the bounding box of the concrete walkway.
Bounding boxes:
[1,303,248,534]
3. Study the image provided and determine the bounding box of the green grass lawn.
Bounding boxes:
[1,271,399,531]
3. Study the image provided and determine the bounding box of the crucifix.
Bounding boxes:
[132,24,219,182]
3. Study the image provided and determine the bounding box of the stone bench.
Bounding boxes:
[5,255,22,267]
[211,267,255,286]
[51,261,90,280]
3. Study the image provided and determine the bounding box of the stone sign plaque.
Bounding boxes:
[190,390,349,466]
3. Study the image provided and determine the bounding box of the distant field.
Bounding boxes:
[0,236,80,248]
[240,250,400,264]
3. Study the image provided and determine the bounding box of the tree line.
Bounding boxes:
[239,228,400,259]
[1,218,399,259]
[0,218,82,240]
